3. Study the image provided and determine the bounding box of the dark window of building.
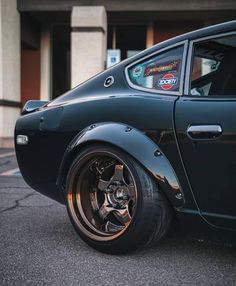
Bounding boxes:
[52,25,70,99]
[108,25,146,60]
[190,34,236,97]
[154,21,202,43]
[128,45,184,92]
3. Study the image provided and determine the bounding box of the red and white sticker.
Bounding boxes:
[158,73,178,90]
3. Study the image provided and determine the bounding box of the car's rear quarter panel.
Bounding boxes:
[15,91,194,209]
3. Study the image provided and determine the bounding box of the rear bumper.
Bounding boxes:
[15,112,67,203]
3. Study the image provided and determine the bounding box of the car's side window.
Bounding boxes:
[127,45,184,93]
[190,34,236,97]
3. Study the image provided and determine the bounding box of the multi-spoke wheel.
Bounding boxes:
[66,145,172,254]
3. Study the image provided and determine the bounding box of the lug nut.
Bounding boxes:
[175,193,183,200]
[154,150,162,156]
[125,127,132,132]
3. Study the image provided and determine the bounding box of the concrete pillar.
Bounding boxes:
[71,6,107,88]
[0,0,20,147]
[40,26,51,101]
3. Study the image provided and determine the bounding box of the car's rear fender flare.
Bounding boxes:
[57,122,185,209]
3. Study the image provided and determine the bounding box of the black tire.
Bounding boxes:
[66,144,172,254]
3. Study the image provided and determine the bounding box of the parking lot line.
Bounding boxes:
[0,168,20,176]
[0,152,15,159]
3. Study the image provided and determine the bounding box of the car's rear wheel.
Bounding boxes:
[66,144,172,254]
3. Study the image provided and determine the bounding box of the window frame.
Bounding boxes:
[184,30,236,97]
[125,40,188,96]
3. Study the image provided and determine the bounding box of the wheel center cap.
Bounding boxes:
[106,184,128,204]
[114,186,129,201]
[115,188,125,199]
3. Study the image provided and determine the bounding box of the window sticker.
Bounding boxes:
[144,60,180,77]
[132,65,143,78]
[158,73,178,90]
[127,45,184,92]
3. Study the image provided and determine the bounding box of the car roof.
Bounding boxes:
[124,20,236,65]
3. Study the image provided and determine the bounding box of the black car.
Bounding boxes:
[15,20,236,254]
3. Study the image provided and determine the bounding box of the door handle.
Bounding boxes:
[187,125,222,140]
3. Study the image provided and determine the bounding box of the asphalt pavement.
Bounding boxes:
[1,149,236,286]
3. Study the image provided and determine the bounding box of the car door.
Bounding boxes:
[175,31,236,230]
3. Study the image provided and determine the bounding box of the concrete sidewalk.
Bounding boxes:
[0,148,14,155]
[1,174,236,286]
[0,148,20,176]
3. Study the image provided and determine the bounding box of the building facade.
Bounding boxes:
[0,0,236,147]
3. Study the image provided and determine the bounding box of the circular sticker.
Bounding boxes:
[132,65,143,78]
[158,73,178,90]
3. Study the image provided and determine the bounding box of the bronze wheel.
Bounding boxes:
[66,145,172,254]
[67,150,137,241]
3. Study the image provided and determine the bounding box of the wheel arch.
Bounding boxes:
[57,122,185,209]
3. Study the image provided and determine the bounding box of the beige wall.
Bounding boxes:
[0,106,20,137]
[0,0,20,144]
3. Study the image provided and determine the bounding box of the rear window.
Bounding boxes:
[127,45,184,93]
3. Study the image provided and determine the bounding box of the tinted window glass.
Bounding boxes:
[128,45,184,92]
[190,34,236,97]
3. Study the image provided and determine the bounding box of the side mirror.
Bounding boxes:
[22,100,49,115]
